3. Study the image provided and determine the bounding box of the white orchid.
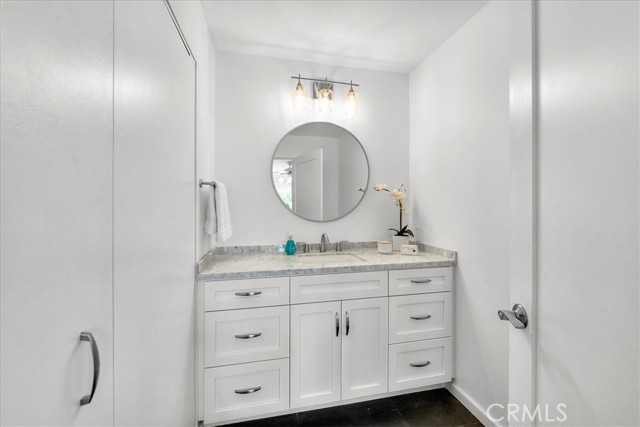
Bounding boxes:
[373,183,413,238]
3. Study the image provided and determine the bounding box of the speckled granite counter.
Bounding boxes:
[197,242,457,281]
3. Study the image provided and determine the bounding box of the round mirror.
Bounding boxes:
[271,122,369,222]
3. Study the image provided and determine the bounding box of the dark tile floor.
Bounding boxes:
[230,388,482,427]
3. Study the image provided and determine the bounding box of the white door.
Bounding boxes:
[113,1,196,425]
[342,298,389,400]
[290,301,342,408]
[505,1,537,424]
[0,1,114,425]
[292,149,323,221]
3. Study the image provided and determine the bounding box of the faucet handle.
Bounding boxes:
[336,241,349,252]
[298,242,308,253]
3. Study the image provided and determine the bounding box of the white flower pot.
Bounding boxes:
[392,235,410,251]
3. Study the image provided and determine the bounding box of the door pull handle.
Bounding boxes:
[235,291,262,297]
[335,312,340,337]
[235,386,262,394]
[345,311,350,336]
[410,361,431,368]
[79,332,100,406]
[234,332,262,339]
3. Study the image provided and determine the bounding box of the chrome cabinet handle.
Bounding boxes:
[234,332,262,339]
[79,332,100,406]
[335,312,340,337]
[235,291,262,297]
[234,386,262,394]
[410,361,431,368]
[345,311,350,336]
[410,279,432,284]
[410,314,432,320]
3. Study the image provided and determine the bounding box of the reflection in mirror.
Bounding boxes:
[271,122,369,222]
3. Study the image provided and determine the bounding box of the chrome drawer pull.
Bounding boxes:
[335,312,340,337]
[235,291,262,297]
[410,314,432,320]
[410,279,432,284]
[410,361,431,368]
[234,386,262,394]
[234,332,262,339]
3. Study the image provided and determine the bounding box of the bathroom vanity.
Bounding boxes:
[197,243,456,426]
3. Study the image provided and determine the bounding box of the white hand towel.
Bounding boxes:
[204,180,232,242]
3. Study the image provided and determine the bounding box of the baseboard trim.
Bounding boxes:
[445,383,504,427]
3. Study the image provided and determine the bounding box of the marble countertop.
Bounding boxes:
[197,242,457,281]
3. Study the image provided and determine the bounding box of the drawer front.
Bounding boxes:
[389,267,452,296]
[389,337,452,392]
[290,271,388,304]
[204,358,289,424]
[389,293,452,344]
[205,306,289,367]
[204,277,289,311]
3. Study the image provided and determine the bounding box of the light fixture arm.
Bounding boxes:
[291,75,360,88]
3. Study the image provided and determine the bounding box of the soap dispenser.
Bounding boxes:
[285,233,297,255]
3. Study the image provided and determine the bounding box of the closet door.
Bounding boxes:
[0,1,114,425]
[113,1,196,425]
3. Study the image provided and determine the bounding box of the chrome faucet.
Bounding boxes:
[320,233,330,252]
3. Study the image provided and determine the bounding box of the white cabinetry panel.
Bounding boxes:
[388,267,452,296]
[291,271,388,303]
[0,2,114,425]
[290,301,342,408]
[389,337,452,392]
[204,359,289,424]
[389,293,452,343]
[205,306,289,367]
[205,277,289,311]
[342,297,389,400]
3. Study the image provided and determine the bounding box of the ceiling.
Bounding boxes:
[200,1,488,74]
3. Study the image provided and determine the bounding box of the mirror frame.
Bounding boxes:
[270,122,370,222]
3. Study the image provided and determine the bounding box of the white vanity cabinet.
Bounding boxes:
[198,266,453,426]
[289,297,388,409]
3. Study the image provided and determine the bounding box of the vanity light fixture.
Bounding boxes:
[290,75,360,115]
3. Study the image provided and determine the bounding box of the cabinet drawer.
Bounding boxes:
[388,267,452,296]
[389,293,452,344]
[291,271,388,304]
[389,337,452,392]
[205,306,289,367]
[204,358,289,424]
[204,277,289,311]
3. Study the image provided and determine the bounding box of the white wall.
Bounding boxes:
[215,51,409,245]
[409,0,510,419]
[172,0,216,261]
[537,1,639,425]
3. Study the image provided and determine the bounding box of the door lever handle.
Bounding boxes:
[498,304,528,329]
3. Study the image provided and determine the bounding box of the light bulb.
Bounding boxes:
[291,77,307,111]
[345,84,359,116]
[317,87,333,113]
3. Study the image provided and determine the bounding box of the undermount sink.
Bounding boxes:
[297,252,366,264]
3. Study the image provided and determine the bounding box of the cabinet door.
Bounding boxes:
[1,1,114,425]
[290,302,341,408]
[342,298,389,400]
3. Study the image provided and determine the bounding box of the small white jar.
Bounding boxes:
[377,240,393,254]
